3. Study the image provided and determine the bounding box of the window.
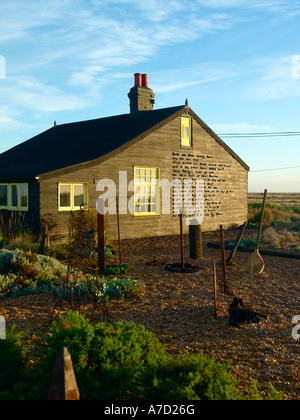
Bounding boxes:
[58,183,88,211]
[181,117,192,147]
[134,167,159,216]
[0,185,7,207]
[0,184,28,211]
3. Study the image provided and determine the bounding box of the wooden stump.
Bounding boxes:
[48,347,80,401]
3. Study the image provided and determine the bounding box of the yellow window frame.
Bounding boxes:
[134,167,160,216]
[58,183,89,211]
[181,117,192,147]
[0,183,28,211]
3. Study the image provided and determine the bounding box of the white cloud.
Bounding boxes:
[0,76,90,113]
[246,56,300,100]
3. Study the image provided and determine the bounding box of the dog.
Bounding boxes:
[228,297,267,327]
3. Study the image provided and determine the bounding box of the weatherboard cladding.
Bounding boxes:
[0,104,249,239]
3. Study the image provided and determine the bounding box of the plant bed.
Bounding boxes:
[164,262,202,273]
[102,263,128,275]
[207,241,300,260]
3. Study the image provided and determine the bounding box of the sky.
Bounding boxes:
[0,0,299,193]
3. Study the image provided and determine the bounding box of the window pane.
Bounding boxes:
[184,126,190,137]
[11,185,18,207]
[60,185,71,207]
[134,167,159,215]
[74,185,84,207]
[20,185,28,208]
[0,185,7,206]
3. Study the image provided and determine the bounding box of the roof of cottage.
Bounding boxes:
[0,104,249,180]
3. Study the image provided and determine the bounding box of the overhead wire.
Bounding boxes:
[215,131,300,173]
[218,131,300,138]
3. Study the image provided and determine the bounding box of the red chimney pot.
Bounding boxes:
[134,73,142,86]
[142,74,148,88]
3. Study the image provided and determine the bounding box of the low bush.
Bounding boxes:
[51,275,139,303]
[248,203,300,229]
[2,311,281,400]
[103,263,128,275]
[0,249,67,298]
[249,208,274,225]
[0,327,29,400]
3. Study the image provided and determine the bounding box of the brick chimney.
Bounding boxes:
[128,73,155,115]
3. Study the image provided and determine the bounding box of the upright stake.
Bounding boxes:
[220,225,229,294]
[180,213,185,269]
[116,197,122,265]
[48,347,80,401]
[213,258,218,319]
[97,197,105,273]
[226,221,248,266]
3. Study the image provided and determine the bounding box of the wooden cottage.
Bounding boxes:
[0,73,249,240]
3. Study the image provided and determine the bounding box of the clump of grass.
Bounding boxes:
[261,227,298,250]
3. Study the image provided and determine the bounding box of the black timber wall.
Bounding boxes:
[38,111,248,241]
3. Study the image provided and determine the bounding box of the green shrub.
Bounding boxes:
[31,311,168,400]
[103,263,128,275]
[239,238,257,248]
[29,311,282,400]
[248,203,282,211]
[249,208,274,225]
[0,326,29,400]
[103,276,139,300]
[0,238,9,249]
[0,249,67,298]
[0,311,284,400]
[51,275,139,302]
[292,223,300,232]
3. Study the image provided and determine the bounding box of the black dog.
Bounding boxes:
[228,297,266,327]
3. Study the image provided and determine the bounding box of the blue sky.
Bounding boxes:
[0,0,299,192]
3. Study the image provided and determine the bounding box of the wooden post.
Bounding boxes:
[213,259,218,319]
[220,225,229,294]
[226,221,248,265]
[116,197,122,265]
[180,213,185,269]
[48,347,80,400]
[189,224,203,259]
[97,197,105,272]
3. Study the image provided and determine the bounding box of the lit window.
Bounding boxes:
[59,183,88,211]
[181,117,192,146]
[0,184,28,211]
[134,167,159,216]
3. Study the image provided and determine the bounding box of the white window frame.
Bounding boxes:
[58,183,89,211]
[0,183,28,211]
